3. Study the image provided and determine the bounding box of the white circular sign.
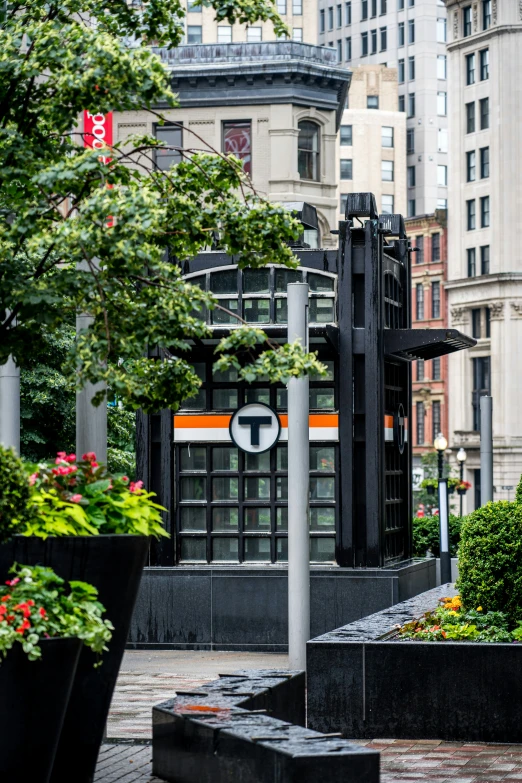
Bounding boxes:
[229,403,281,454]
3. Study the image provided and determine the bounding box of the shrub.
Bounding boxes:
[457,501,522,625]
[0,446,32,543]
[412,514,462,558]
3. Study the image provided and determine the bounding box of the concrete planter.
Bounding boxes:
[307,585,522,742]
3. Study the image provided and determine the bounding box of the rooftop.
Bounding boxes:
[152,41,341,67]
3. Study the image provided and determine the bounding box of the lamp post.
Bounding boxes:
[434,432,451,585]
[456,447,467,517]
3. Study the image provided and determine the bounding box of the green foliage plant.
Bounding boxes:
[0,564,113,663]
[24,452,168,539]
[0,446,32,543]
[412,513,462,558]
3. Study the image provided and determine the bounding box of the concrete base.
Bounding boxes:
[435,557,459,586]
[128,559,435,651]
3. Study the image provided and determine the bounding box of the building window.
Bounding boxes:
[480,97,489,129]
[398,21,404,46]
[407,127,415,153]
[398,0,404,9]
[328,6,334,28]
[381,160,394,181]
[154,123,183,170]
[187,25,202,43]
[480,48,489,80]
[433,357,441,380]
[380,0,387,13]
[431,281,441,318]
[380,26,387,51]
[345,36,352,59]
[480,196,490,227]
[361,31,368,55]
[371,28,377,53]
[277,0,287,13]
[217,25,232,43]
[437,55,447,80]
[371,0,377,17]
[293,0,303,12]
[437,198,448,209]
[320,8,325,31]
[336,39,342,59]
[437,165,447,186]
[471,308,481,338]
[416,401,425,445]
[408,55,415,80]
[466,53,475,85]
[415,235,424,263]
[381,194,394,214]
[437,17,446,42]
[483,0,491,29]
[293,27,303,40]
[340,193,348,214]
[466,101,476,133]
[223,121,252,175]
[466,150,476,182]
[437,92,447,116]
[479,146,489,178]
[337,3,343,26]
[399,94,405,112]
[187,1,202,10]
[481,245,490,274]
[398,59,405,83]
[345,1,352,24]
[485,307,491,337]
[367,95,379,109]
[438,128,448,152]
[297,121,320,181]
[407,165,416,187]
[463,5,472,36]
[467,247,476,276]
[472,356,491,430]
[340,125,352,145]
[417,359,425,381]
[416,283,424,320]
[467,199,476,230]
[361,0,368,19]
[340,158,353,179]
[381,126,393,147]
[408,18,415,43]
[432,232,441,262]
[247,26,262,41]
[432,401,441,442]
[408,92,415,117]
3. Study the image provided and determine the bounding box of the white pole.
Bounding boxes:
[0,355,20,454]
[480,395,493,505]
[287,282,310,670]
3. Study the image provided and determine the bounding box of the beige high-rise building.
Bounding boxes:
[337,65,406,218]
[446,0,522,508]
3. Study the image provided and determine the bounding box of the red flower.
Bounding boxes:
[1,594,11,602]
[15,619,31,634]
[5,577,20,586]
[38,607,46,618]
[91,462,99,469]
[82,452,97,461]
[65,453,77,463]
[27,600,35,607]
[122,476,129,482]
[129,480,144,494]
[0,606,7,616]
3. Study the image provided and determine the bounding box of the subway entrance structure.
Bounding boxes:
[131,194,475,651]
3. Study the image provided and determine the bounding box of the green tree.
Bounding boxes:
[0,0,324,418]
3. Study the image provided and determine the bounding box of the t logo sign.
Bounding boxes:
[237,416,273,446]
[229,404,281,454]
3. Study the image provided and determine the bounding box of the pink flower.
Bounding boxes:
[29,472,39,486]
[56,451,66,459]
[70,494,83,503]
[65,453,77,463]
[91,462,99,469]
[82,452,97,461]
[129,480,144,494]
[5,578,20,586]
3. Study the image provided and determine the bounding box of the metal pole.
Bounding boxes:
[459,462,464,518]
[0,355,20,454]
[437,449,444,480]
[480,396,493,505]
[438,478,451,585]
[287,282,310,671]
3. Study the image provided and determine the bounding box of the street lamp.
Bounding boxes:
[434,432,451,585]
[457,447,467,517]
[434,432,448,479]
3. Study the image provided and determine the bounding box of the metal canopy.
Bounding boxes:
[385,328,476,361]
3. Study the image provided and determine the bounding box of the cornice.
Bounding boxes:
[447,23,522,52]
[445,272,522,290]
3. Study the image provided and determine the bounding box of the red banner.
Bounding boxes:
[83,111,113,162]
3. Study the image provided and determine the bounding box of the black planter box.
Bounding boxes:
[0,535,149,783]
[307,585,522,743]
[0,637,82,783]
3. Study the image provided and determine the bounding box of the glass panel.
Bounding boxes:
[275,298,287,323]
[276,388,287,409]
[180,507,207,531]
[223,121,252,175]
[276,537,288,561]
[212,447,239,471]
[310,446,335,472]
[276,507,288,530]
[188,276,205,290]
[180,476,205,500]
[213,367,238,382]
[212,299,239,324]
[244,507,271,531]
[275,268,302,292]
[245,387,270,405]
[213,389,238,409]
[212,477,239,500]
[181,388,206,410]
[310,507,335,531]
[309,297,335,323]
[308,273,335,292]
[277,477,288,500]
[309,388,335,409]
[212,537,239,561]
[310,477,335,499]
[210,269,237,294]
[244,537,271,562]
[212,507,239,531]
[311,360,334,381]
[245,451,270,471]
[243,298,270,323]
[277,446,288,471]
[180,446,207,471]
[243,269,270,293]
[310,537,336,562]
[180,537,207,561]
[244,476,271,500]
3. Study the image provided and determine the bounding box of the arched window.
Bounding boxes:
[297,121,320,181]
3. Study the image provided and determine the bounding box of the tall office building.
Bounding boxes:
[446,0,522,509]
[318,0,449,217]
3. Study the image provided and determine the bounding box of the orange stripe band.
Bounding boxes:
[174,413,339,428]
